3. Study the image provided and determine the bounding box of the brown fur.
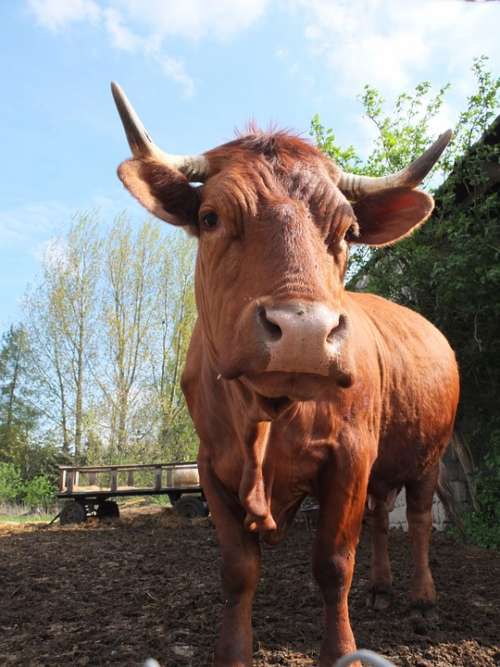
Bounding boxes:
[117,130,459,666]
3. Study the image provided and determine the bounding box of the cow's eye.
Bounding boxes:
[200,211,219,231]
[345,224,359,243]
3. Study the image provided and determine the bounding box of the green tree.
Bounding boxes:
[23,474,56,511]
[25,213,101,461]
[22,212,199,468]
[0,325,39,469]
[311,56,500,545]
[98,216,166,459]
[148,233,198,461]
[0,462,24,503]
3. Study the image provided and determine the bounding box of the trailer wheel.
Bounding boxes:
[97,500,120,520]
[174,496,208,518]
[60,500,87,525]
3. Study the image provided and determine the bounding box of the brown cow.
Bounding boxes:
[111,82,459,667]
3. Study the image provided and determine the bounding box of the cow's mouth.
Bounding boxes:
[244,371,334,404]
[255,393,293,419]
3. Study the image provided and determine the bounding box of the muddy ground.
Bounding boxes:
[0,506,498,666]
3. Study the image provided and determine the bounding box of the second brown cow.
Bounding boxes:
[112,82,459,667]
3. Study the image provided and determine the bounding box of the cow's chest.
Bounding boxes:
[242,410,373,541]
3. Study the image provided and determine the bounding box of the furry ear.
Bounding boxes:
[118,159,200,230]
[351,187,434,247]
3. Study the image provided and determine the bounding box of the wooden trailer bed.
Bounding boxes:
[57,462,207,524]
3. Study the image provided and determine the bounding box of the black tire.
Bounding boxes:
[60,501,87,525]
[174,495,208,519]
[96,500,120,520]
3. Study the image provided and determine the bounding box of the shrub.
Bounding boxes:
[0,462,24,503]
[23,474,56,511]
[460,436,500,549]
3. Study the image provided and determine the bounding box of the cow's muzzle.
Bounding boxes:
[256,300,347,376]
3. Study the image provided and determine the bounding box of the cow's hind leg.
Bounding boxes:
[405,465,439,617]
[366,496,393,610]
[200,462,261,667]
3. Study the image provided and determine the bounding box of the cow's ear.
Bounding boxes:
[118,158,200,230]
[351,187,434,247]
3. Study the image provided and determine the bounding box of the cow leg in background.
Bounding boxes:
[199,461,261,667]
[405,465,439,614]
[366,497,393,610]
[313,459,372,667]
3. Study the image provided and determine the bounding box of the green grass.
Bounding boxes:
[0,502,56,524]
[0,512,54,524]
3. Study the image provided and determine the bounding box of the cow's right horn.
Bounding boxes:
[336,129,452,200]
[111,81,208,182]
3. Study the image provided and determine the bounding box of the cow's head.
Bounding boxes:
[112,83,450,408]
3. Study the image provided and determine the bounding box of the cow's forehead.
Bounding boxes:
[205,131,340,178]
[202,131,347,222]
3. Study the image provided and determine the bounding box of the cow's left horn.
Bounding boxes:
[336,129,452,200]
[111,81,208,182]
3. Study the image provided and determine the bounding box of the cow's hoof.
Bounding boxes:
[409,602,438,633]
[366,586,392,610]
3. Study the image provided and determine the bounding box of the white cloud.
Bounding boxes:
[27,0,101,31]
[0,200,71,247]
[103,6,141,51]
[112,0,268,41]
[27,0,269,96]
[288,0,500,97]
[153,54,195,98]
[0,192,131,256]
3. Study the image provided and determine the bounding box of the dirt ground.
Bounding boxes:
[0,506,498,667]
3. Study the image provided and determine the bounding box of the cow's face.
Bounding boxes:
[193,136,356,400]
[112,84,444,406]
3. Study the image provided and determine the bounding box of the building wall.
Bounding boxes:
[388,489,448,531]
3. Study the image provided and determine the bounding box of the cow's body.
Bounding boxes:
[184,291,458,542]
[111,83,458,666]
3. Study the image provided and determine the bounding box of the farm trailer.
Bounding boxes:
[57,462,207,525]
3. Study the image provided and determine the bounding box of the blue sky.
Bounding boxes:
[1,0,499,329]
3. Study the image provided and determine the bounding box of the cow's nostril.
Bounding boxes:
[258,306,282,341]
[326,314,347,344]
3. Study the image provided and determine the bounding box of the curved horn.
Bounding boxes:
[110,81,208,181]
[337,130,452,200]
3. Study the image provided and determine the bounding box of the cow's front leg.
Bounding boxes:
[200,461,261,667]
[313,456,372,667]
[217,533,260,666]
